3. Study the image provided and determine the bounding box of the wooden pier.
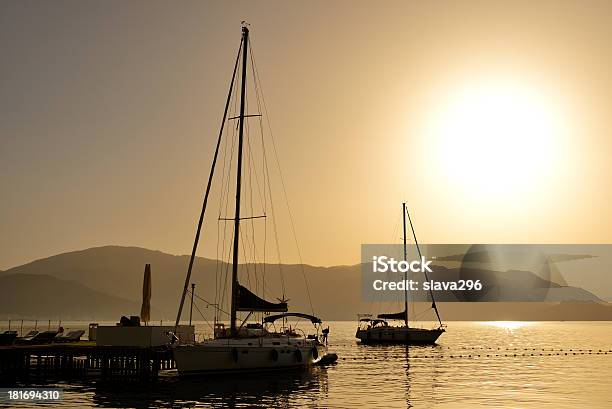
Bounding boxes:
[0,343,175,383]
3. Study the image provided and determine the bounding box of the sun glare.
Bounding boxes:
[484,321,533,331]
[424,81,568,201]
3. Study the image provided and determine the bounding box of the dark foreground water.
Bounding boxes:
[2,321,612,408]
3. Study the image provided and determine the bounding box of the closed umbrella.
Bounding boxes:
[140,264,151,325]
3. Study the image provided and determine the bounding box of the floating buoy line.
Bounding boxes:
[328,342,612,351]
[323,343,612,361]
[335,350,611,361]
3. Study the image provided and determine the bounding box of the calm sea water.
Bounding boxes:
[2,321,612,408]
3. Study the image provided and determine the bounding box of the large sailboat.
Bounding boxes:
[171,25,327,376]
[355,203,445,344]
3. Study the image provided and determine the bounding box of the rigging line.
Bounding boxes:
[249,38,313,314]
[239,233,274,303]
[251,97,285,299]
[236,176,273,302]
[215,221,221,322]
[390,211,402,244]
[245,119,267,218]
[189,286,231,317]
[239,217,253,290]
[249,85,273,300]
[218,42,239,221]
[249,46,270,296]
[248,41,285,302]
[217,79,234,219]
[215,84,233,316]
[245,96,259,294]
[217,128,235,313]
[219,161,237,313]
[218,75,240,312]
[222,49,240,215]
[406,206,443,326]
[215,58,239,313]
[245,148,263,270]
[244,136,269,301]
[262,200,267,299]
[218,215,266,221]
[247,132,262,297]
[262,142,286,298]
[189,297,215,332]
[243,52,262,300]
[173,38,243,332]
[247,48,268,218]
[219,228,235,313]
[187,289,215,311]
[217,200,230,312]
[216,68,241,315]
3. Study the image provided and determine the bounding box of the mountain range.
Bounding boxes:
[1,246,611,321]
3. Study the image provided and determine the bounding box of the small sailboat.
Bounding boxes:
[356,203,445,344]
[171,25,328,376]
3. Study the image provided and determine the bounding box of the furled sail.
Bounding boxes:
[140,264,151,324]
[377,309,406,320]
[236,284,288,312]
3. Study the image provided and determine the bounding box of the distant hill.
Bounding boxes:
[0,273,139,320]
[1,246,611,321]
[2,246,363,321]
[2,246,197,319]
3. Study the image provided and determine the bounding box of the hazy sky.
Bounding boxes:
[2,0,612,270]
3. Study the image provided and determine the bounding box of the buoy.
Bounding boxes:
[271,349,279,362]
[231,348,239,363]
[311,347,319,360]
[294,349,303,362]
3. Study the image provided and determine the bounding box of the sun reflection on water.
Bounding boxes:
[483,321,534,331]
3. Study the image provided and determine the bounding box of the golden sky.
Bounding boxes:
[1,0,612,270]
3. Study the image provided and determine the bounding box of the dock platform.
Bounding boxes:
[0,342,175,383]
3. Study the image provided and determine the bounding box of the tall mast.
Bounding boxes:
[230,26,249,337]
[402,203,408,327]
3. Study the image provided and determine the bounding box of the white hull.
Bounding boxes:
[173,336,326,376]
[356,327,444,344]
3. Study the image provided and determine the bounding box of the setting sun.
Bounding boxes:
[425,80,569,201]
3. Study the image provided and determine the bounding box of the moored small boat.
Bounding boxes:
[356,203,445,345]
[355,318,444,345]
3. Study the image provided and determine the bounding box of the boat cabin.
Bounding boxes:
[358,318,389,331]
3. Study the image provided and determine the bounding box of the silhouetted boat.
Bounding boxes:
[356,203,445,344]
[0,330,18,346]
[171,25,328,376]
[15,330,59,345]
